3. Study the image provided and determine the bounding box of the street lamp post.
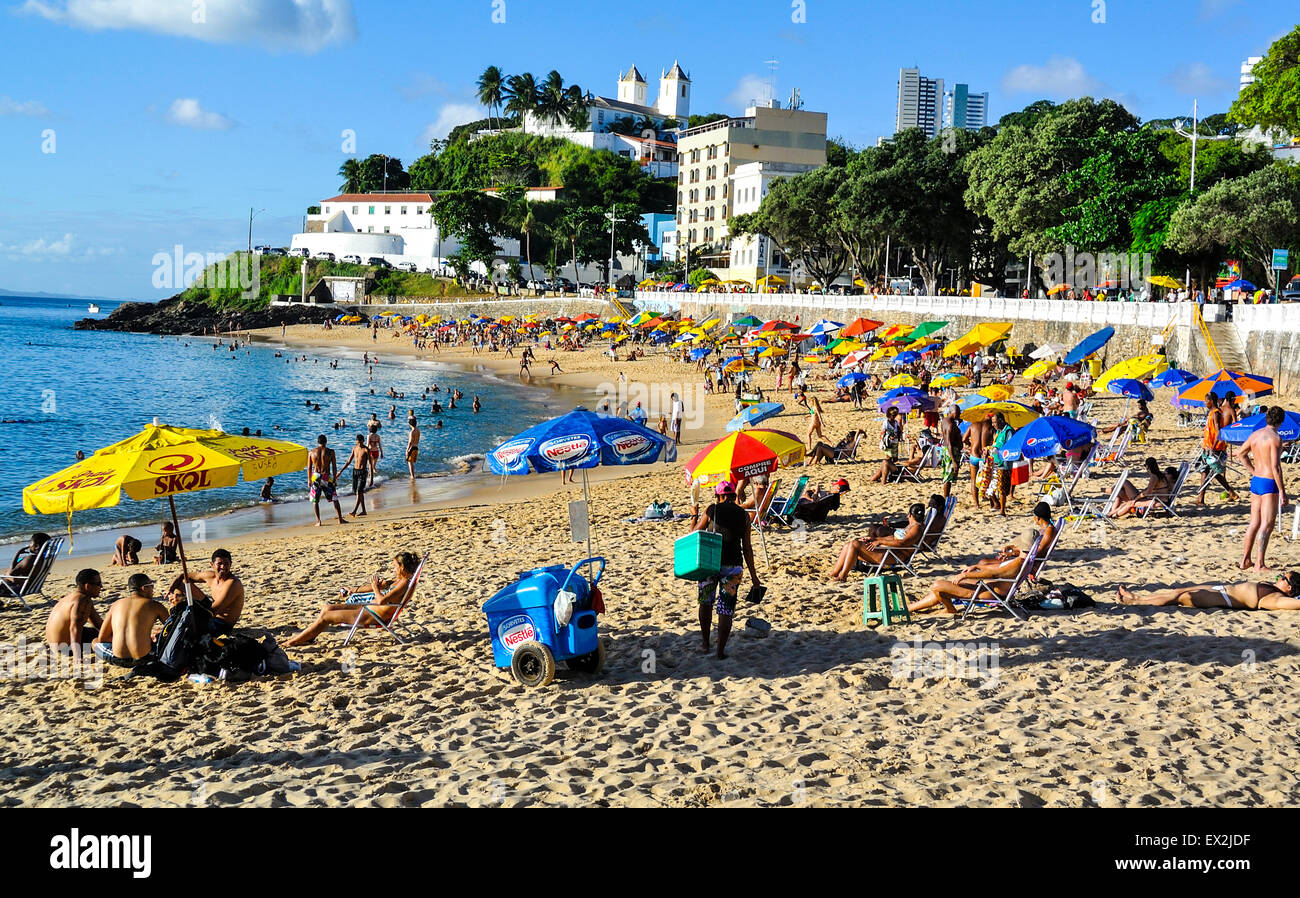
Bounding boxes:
[248,207,267,253]
[1172,99,1230,295]
[606,204,625,288]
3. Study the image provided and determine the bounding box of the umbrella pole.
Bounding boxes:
[168,495,195,609]
[582,467,593,564]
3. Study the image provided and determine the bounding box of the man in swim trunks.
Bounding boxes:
[308,434,346,526]
[965,416,991,509]
[45,569,103,655]
[94,572,170,666]
[338,434,372,517]
[939,404,962,499]
[1117,571,1300,609]
[405,415,420,480]
[1236,405,1287,572]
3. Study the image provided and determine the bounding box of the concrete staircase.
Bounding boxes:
[1205,320,1247,371]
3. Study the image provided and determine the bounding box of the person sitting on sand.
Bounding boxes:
[3,531,51,593]
[1116,571,1300,610]
[805,430,863,466]
[154,521,180,565]
[1108,457,1176,518]
[93,572,170,667]
[909,502,1056,614]
[827,502,926,581]
[284,552,421,647]
[111,535,141,566]
[169,548,244,631]
[45,569,104,654]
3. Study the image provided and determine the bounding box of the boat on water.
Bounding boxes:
[88,303,100,313]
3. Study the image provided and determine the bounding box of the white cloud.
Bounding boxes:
[1,233,74,257]
[419,103,484,144]
[18,0,356,52]
[727,74,772,111]
[166,98,234,130]
[1002,56,1103,98]
[0,96,50,116]
[1164,62,1232,96]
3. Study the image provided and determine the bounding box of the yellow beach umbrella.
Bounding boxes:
[831,340,866,355]
[1022,359,1058,380]
[757,346,787,358]
[943,321,1013,358]
[883,373,916,389]
[723,358,759,375]
[1095,354,1169,391]
[978,384,1016,401]
[960,401,1039,429]
[878,324,913,340]
[757,275,786,285]
[1147,275,1184,289]
[871,345,899,362]
[930,372,969,387]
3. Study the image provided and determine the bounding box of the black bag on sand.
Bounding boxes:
[126,600,215,682]
[1020,578,1095,610]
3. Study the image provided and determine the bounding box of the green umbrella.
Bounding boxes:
[908,320,948,340]
[732,315,762,328]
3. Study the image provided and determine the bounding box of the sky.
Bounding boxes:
[0,0,1294,299]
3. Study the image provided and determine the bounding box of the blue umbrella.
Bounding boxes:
[918,342,944,354]
[651,330,671,343]
[1224,279,1256,292]
[996,416,1097,463]
[1221,410,1300,444]
[807,318,844,338]
[1106,378,1154,401]
[487,408,672,554]
[689,347,712,361]
[956,393,989,413]
[726,402,786,432]
[881,394,935,414]
[1150,368,1197,389]
[880,386,925,402]
[1063,326,1115,366]
[893,351,922,365]
[838,372,869,388]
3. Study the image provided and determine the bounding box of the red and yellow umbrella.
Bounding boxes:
[684,429,806,485]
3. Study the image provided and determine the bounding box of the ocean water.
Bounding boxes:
[0,296,578,554]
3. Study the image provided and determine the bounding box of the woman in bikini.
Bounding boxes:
[284,552,420,646]
[1117,572,1300,609]
[1109,457,1175,518]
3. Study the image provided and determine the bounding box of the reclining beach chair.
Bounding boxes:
[915,495,957,566]
[342,552,430,647]
[1038,444,1096,514]
[1069,469,1129,531]
[831,431,863,462]
[749,478,779,568]
[1099,423,1132,465]
[961,517,1064,621]
[888,442,939,485]
[766,475,809,528]
[0,535,64,610]
[868,506,940,579]
[1140,460,1191,520]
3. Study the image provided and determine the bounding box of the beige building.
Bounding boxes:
[675,103,827,272]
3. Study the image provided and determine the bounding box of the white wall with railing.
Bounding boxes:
[1233,302,1300,337]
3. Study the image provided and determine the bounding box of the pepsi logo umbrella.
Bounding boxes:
[1063,326,1115,366]
[1150,368,1197,389]
[1106,378,1154,401]
[995,416,1096,463]
[726,402,786,432]
[1220,410,1300,444]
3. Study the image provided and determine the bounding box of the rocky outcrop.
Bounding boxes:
[74,297,350,335]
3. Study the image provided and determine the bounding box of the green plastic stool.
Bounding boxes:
[863,573,910,627]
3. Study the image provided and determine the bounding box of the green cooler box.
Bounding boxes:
[674,530,723,580]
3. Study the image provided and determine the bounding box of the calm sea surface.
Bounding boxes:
[0,296,578,556]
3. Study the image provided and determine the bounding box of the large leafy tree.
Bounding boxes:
[504,72,539,134]
[730,165,850,288]
[431,190,505,271]
[1166,164,1300,289]
[476,65,506,131]
[358,154,408,192]
[1230,26,1300,136]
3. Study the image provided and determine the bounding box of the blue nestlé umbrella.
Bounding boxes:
[726,402,786,432]
[1063,327,1115,366]
[1221,410,1300,444]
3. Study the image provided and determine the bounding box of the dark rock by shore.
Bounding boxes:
[74,297,352,336]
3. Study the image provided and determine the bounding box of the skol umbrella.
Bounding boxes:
[1023,359,1058,380]
[1063,327,1115,366]
[978,384,1016,401]
[684,429,806,486]
[1221,410,1300,444]
[725,402,786,432]
[960,401,1039,429]
[1175,369,1274,407]
[883,373,917,389]
[995,416,1097,463]
[1095,354,1168,391]
[1106,378,1154,401]
[486,407,671,556]
[1150,368,1198,389]
[23,420,309,603]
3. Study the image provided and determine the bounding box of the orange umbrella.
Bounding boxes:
[840,317,883,337]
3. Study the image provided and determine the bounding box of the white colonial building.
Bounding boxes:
[726,161,816,285]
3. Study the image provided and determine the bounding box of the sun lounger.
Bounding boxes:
[749,478,779,567]
[766,475,810,528]
[831,431,862,462]
[1140,460,1191,520]
[1099,422,1132,464]
[866,506,941,579]
[0,535,64,610]
[915,496,957,566]
[961,517,1064,621]
[342,552,429,646]
[1069,469,1129,531]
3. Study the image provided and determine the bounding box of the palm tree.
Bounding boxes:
[338,158,363,193]
[476,65,505,131]
[520,205,538,283]
[504,72,539,134]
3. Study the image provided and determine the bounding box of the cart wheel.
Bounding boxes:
[565,640,606,675]
[511,641,555,687]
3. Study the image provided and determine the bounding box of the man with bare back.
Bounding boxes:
[965,416,991,508]
[1236,405,1286,571]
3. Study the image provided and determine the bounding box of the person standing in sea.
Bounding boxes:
[308,435,347,527]
[405,415,420,481]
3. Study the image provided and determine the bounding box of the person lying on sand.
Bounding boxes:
[1116,572,1300,609]
[169,548,244,631]
[284,551,420,647]
[45,569,103,653]
[827,502,925,581]
[94,573,170,667]
[909,503,1055,614]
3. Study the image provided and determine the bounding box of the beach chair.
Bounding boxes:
[1099,423,1132,464]
[1038,444,1095,513]
[0,535,64,611]
[915,496,958,566]
[749,478,779,568]
[831,431,863,462]
[766,475,810,528]
[961,518,1064,621]
[866,507,939,579]
[1140,461,1191,520]
[888,442,939,485]
[341,552,429,646]
[1069,469,1129,531]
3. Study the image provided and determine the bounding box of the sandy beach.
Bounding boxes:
[3,321,1298,807]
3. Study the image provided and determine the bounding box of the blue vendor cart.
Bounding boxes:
[482,557,606,687]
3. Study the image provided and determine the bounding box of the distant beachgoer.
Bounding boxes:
[45,569,104,653]
[366,423,383,488]
[473,395,481,413]
[4,532,51,594]
[308,434,347,526]
[406,416,420,480]
[154,522,180,565]
[94,572,169,666]
[339,434,371,517]
[1237,405,1287,571]
[670,392,685,444]
[75,450,86,462]
[111,535,141,566]
[260,477,274,503]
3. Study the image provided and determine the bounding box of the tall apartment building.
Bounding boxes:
[895,67,943,138]
[943,83,988,131]
[675,103,827,265]
[1240,56,1263,93]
